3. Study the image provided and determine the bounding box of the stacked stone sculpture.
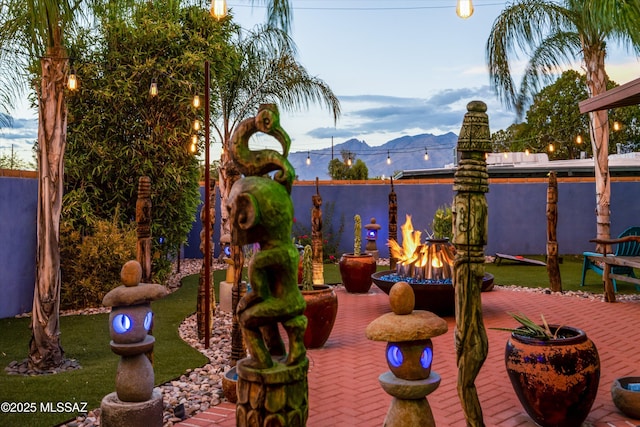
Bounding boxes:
[100,260,167,427]
[366,281,448,426]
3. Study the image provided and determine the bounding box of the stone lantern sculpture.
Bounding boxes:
[364,217,382,261]
[366,281,448,427]
[100,260,167,427]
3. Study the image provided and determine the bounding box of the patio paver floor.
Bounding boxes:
[177,285,640,427]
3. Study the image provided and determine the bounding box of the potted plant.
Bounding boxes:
[496,313,600,427]
[299,245,338,348]
[339,214,377,293]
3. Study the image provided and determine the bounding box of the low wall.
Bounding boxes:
[3,171,640,318]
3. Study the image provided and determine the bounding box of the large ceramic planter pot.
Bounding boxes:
[339,253,376,293]
[300,285,338,348]
[505,325,600,427]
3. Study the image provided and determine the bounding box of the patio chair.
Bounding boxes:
[581,226,640,291]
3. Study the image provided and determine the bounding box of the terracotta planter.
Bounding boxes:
[339,253,376,293]
[505,325,600,427]
[300,285,338,348]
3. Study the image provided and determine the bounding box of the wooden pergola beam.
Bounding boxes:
[579,76,640,113]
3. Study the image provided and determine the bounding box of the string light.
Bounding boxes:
[306,151,311,165]
[576,135,583,145]
[548,143,554,153]
[190,135,198,153]
[193,95,201,108]
[525,148,530,156]
[613,121,622,132]
[193,119,201,131]
[149,78,158,97]
[210,0,227,19]
[347,153,352,166]
[67,68,78,91]
[386,150,391,165]
[424,148,429,161]
[456,0,474,18]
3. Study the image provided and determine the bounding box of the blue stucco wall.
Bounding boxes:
[4,174,640,318]
[0,176,37,318]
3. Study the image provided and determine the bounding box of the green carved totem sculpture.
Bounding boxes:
[226,104,308,426]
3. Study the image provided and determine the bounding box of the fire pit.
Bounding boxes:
[374,215,493,317]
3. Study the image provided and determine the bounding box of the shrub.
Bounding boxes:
[431,205,453,239]
[60,217,137,309]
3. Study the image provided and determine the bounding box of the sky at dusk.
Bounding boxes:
[3,0,640,163]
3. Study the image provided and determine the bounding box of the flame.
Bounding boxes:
[388,215,421,266]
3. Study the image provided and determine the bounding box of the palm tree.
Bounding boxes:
[210,24,341,248]
[486,0,640,248]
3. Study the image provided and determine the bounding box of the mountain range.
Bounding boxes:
[288,133,459,181]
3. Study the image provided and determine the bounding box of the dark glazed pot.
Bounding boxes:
[505,325,600,427]
[339,253,377,293]
[300,285,338,349]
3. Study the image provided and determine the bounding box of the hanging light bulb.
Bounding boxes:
[193,94,201,108]
[193,119,201,131]
[525,148,530,156]
[190,135,198,153]
[576,134,583,145]
[386,150,391,165]
[210,0,227,19]
[67,68,78,91]
[306,151,311,165]
[456,0,474,19]
[548,143,554,153]
[424,148,429,161]
[613,121,622,132]
[347,154,352,166]
[149,78,158,97]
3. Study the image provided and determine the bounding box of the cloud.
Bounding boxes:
[303,86,517,141]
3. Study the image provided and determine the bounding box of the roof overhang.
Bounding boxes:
[579,76,640,113]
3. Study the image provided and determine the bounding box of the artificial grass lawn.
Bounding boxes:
[0,275,208,427]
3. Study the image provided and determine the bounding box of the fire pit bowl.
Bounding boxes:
[371,271,494,317]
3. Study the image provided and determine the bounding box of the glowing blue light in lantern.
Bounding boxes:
[367,230,377,239]
[113,313,132,334]
[387,344,404,368]
[144,312,153,331]
[420,346,433,369]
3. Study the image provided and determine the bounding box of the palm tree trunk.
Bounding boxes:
[584,46,611,252]
[29,52,67,370]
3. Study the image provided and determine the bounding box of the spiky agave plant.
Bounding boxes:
[493,312,563,340]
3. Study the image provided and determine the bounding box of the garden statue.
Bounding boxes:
[453,101,491,426]
[100,260,167,427]
[364,217,381,261]
[389,177,398,269]
[227,103,309,425]
[135,176,152,283]
[366,281,448,426]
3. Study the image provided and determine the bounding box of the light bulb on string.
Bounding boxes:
[386,150,391,165]
[306,151,311,165]
[67,69,78,91]
[456,0,474,19]
[193,95,201,108]
[424,148,429,161]
[210,0,227,19]
[193,119,201,131]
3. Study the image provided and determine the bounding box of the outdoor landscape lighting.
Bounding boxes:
[456,0,474,19]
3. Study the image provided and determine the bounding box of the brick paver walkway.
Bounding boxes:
[178,286,640,427]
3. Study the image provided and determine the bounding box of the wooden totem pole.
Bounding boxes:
[546,171,562,292]
[136,176,152,283]
[227,104,308,425]
[453,101,490,427]
[388,177,398,270]
[311,177,324,284]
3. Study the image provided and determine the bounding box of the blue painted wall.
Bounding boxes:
[1,175,37,318]
[4,174,640,318]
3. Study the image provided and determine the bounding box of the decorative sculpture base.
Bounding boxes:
[236,357,309,426]
[100,388,163,427]
[378,370,441,427]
